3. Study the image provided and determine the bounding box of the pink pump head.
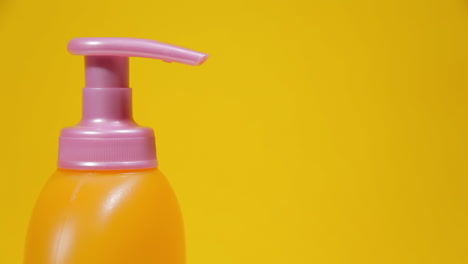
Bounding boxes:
[58,38,208,170]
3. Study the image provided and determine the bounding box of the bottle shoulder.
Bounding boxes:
[33,167,177,213]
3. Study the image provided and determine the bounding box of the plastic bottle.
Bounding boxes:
[24,37,208,264]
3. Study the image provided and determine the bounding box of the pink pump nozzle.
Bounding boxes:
[68,37,208,88]
[58,37,208,170]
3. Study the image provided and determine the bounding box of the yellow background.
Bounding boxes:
[1,0,468,263]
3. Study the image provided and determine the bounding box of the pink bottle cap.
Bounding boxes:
[58,38,208,170]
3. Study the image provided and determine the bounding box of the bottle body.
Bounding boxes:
[24,168,184,264]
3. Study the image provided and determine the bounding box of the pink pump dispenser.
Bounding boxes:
[59,37,208,170]
[24,37,207,264]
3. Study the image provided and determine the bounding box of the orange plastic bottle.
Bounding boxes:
[24,38,208,264]
[25,169,184,263]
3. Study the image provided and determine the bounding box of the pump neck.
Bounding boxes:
[85,56,129,88]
